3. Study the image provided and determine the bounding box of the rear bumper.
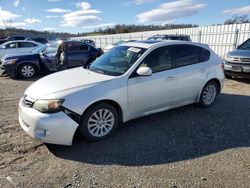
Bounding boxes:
[18,98,79,145]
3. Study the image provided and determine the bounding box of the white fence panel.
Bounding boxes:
[71,23,250,57]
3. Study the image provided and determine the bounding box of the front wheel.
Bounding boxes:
[79,103,119,142]
[18,63,37,79]
[199,81,218,107]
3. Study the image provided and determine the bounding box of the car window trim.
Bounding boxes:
[128,46,174,79]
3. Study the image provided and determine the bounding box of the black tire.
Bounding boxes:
[79,102,119,142]
[225,73,232,79]
[18,63,37,79]
[199,81,219,108]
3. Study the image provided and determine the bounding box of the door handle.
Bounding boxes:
[165,76,175,81]
[199,68,206,73]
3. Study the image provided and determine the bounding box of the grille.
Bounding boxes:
[23,95,35,107]
[240,58,250,62]
[230,57,239,61]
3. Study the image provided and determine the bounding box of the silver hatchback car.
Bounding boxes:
[19,40,225,145]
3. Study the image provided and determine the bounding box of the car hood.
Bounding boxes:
[2,52,37,60]
[227,49,250,57]
[25,67,115,99]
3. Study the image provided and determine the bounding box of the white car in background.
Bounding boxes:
[0,40,43,59]
[19,40,224,145]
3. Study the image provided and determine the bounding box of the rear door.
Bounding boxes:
[66,43,90,68]
[173,45,210,103]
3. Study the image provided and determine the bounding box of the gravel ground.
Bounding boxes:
[0,76,250,188]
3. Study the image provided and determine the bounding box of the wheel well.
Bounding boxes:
[208,78,221,93]
[17,62,38,72]
[82,100,123,122]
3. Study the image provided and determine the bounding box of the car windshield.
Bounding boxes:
[43,42,59,54]
[237,39,250,50]
[113,41,124,45]
[89,45,146,76]
[31,45,46,54]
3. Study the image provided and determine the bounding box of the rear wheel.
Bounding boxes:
[79,103,119,142]
[199,81,218,107]
[18,63,37,79]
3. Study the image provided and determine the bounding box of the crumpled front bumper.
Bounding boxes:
[18,98,79,145]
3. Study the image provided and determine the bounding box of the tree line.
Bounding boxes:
[0,15,249,39]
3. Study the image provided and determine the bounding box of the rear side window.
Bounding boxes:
[67,43,89,52]
[173,45,200,68]
[20,42,37,48]
[173,45,210,68]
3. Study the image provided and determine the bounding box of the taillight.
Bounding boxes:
[221,63,224,70]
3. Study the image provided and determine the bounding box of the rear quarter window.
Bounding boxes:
[173,45,210,68]
[199,47,210,62]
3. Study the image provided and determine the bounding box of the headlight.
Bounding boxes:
[3,59,18,65]
[224,55,236,62]
[32,99,65,113]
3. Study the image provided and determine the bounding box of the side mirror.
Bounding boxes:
[1,46,6,49]
[136,67,152,76]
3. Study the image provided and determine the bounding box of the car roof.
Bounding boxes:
[121,40,209,50]
[1,40,42,45]
[150,34,190,37]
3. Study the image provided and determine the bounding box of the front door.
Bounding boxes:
[128,46,177,118]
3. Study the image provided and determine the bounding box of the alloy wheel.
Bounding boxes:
[202,84,217,105]
[87,109,115,137]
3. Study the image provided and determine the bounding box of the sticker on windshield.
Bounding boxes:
[128,47,141,53]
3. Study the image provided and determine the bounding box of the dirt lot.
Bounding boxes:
[0,76,250,188]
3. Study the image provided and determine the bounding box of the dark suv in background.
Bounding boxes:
[224,38,250,79]
[1,40,102,79]
[148,34,192,41]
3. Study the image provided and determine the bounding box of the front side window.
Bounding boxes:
[90,46,146,76]
[43,42,59,54]
[140,46,172,73]
[173,45,200,68]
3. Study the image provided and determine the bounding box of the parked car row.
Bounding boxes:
[0,40,103,78]
[0,36,49,45]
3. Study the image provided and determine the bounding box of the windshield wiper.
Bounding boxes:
[89,67,105,74]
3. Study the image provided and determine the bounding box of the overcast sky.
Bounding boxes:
[0,0,250,33]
